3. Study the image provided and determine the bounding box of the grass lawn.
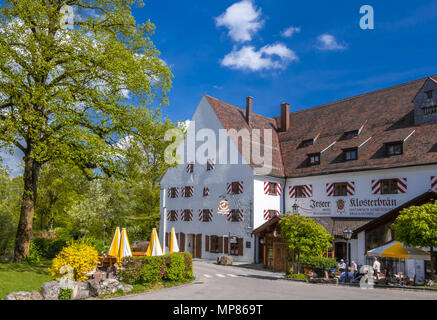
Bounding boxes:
[0,259,52,299]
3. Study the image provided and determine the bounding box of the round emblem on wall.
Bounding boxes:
[218,199,230,215]
[336,199,346,214]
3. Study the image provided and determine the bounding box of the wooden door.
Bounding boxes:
[195,234,202,258]
[224,237,229,254]
[180,233,185,252]
[273,242,288,272]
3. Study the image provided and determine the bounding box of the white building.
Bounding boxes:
[159,76,437,278]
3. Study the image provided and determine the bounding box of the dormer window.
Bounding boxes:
[308,153,320,165]
[343,130,359,139]
[343,148,358,161]
[385,142,403,156]
[300,139,314,148]
[425,90,434,99]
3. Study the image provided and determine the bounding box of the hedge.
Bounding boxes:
[33,238,68,259]
[299,255,338,270]
[119,252,194,285]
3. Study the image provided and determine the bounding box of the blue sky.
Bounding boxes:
[133,0,437,122]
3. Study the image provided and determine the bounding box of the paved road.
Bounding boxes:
[115,259,437,300]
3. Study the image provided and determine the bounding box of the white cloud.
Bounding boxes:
[281,26,301,38]
[215,0,264,42]
[316,34,347,51]
[221,43,298,72]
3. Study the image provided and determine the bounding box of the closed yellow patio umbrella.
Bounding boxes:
[118,228,133,263]
[109,227,121,258]
[146,228,163,256]
[169,227,179,253]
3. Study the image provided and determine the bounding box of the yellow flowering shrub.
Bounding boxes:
[49,241,99,282]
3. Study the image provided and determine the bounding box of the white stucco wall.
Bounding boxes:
[285,165,437,218]
[253,176,284,229]
[159,96,256,262]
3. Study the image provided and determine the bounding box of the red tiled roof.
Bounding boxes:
[205,75,437,178]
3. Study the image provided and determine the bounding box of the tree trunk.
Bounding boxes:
[13,156,41,262]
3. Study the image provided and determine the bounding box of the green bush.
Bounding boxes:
[287,273,309,280]
[0,211,16,255]
[299,255,337,270]
[25,241,42,265]
[33,238,67,259]
[58,288,72,300]
[119,252,193,285]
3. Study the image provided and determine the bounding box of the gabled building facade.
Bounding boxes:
[159,75,437,269]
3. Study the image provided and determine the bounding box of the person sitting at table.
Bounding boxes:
[338,259,346,272]
[340,267,355,283]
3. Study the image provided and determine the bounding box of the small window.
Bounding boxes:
[230,209,242,222]
[308,153,320,165]
[268,183,278,195]
[300,139,314,147]
[182,209,192,221]
[183,186,193,197]
[425,90,433,99]
[207,159,214,171]
[231,182,242,194]
[334,183,348,197]
[203,187,209,197]
[386,142,403,156]
[210,236,219,253]
[295,186,306,198]
[168,210,178,221]
[344,148,358,161]
[186,163,194,173]
[423,106,437,115]
[343,130,359,139]
[169,188,178,198]
[381,179,398,195]
[266,210,279,220]
[230,242,239,256]
[202,209,212,222]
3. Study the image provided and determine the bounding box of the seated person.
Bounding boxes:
[339,267,355,283]
[338,259,346,272]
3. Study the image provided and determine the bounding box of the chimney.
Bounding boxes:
[280,102,290,132]
[246,96,253,125]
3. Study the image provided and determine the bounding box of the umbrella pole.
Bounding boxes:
[399,258,402,286]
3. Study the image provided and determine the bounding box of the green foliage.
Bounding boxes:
[286,273,309,281]
[58,288,72,301]
[33,238,67,259]
[0,0,178,260]
[279,213,334,258]
[299,255,338,270]
[140,256,165,284]
[119,253,193,285]
[164,254,186,282]
[392,201,437,277]
[24,241,42,265]
[392,202,437,248]
[0,168,21,255]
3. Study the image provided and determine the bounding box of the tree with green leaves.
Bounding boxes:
[391,202,437,279]
[0,0,174,261]
[279,213,334,274]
